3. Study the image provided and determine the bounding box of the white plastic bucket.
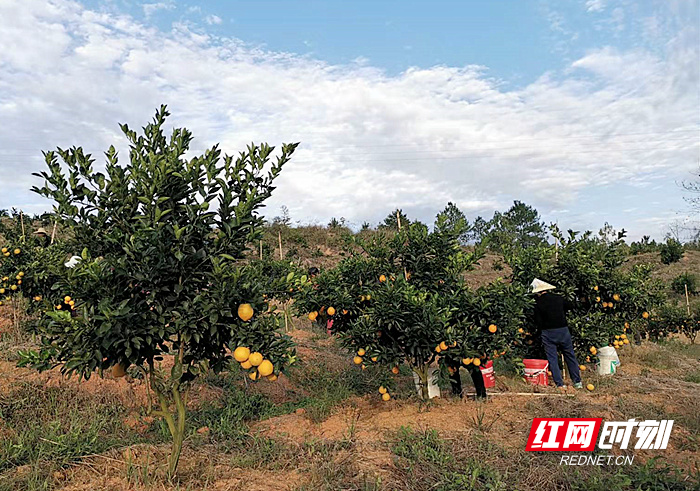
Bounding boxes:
[596,346,620,375]
[413,367,441,399]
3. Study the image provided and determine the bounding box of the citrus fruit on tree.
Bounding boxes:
[248,352,263,367]
[233,347,250,362]
[238,303,254,321]
[257,360,274,377]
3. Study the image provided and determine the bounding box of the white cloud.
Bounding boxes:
[142,1,174,18]
[0,0,697,240]
[586,0,606,13]
[204,14,222,25]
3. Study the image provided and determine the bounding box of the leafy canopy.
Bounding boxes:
[28,105,299,380]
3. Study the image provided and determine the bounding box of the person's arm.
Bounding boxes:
[563,296,575,312]
[533,301,543,331]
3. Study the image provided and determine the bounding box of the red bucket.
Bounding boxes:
[523,359,549,386]
[480,360,495,388]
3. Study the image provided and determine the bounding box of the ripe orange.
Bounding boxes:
[13,248,20,255]
[327,306,336,316]
[308,311,318,321]
[439,341,448,351]
[435,345,442,353]
[391,366,400,374]
[258,360,274,377]
[371,356,378,362]
[472,358,481,367]
[238,303,254,321]
[590,346,597,355]
[353,356,363,365]
[266,374,278,381]
[64,296,71,303]
[518,328,524,333]
[586,384,595,391]
[579,365,586,371]
[357,348,366,356]
[233,347,250,362]
[642,312,649,319]
[613,294,621,301]
[342,309,348,315]
[379,274,386,282]
[240,360,253,369]
[488,324,497,333]
[378,386,387,394]
[381,393,391,401]
[593,285,599,291]
[462,357,473,365]
[249,352,263,366]
[595,297,601,303]
[249,371,259,381]
[623,339,630,345]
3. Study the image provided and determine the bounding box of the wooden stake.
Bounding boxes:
[685,284,691,316]
[20,211,25,242]
[561,354,566,380]
[259,240,263,260]
[465,392,569,397]
[396,211,409,280]
[50,221,57,245]
[278,231,283,260]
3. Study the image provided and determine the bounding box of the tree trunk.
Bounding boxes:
[168,387,187,477]
[413,364,429,400]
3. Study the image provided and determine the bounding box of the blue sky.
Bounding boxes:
[119,0,559,81]
[0,0,698,240]
[89,0,668,82]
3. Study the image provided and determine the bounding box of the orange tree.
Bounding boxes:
[506,226,664,363]
[291,215,531,400]
[0,211,70,316]
[646,304,700,344]
[19,106,298,476]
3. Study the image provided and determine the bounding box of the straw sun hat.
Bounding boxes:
[530,278,556,294]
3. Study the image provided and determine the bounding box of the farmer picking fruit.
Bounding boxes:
[531,278,583,390]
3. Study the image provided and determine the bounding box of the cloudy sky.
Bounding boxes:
[0,0,698,240]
